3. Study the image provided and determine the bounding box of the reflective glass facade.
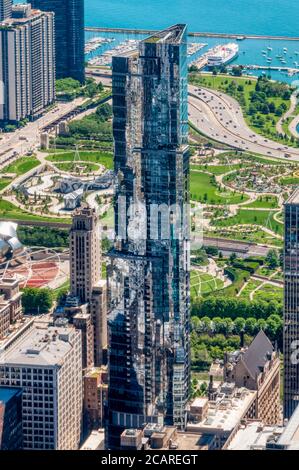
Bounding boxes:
[107,25,190,449]
[284,193,299,419]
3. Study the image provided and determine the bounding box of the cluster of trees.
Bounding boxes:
[22,288,53,315]
[18,226,69,248]
[69,103,112,140]
[190,313,282,370]
[248,76,291,117]
[191,296,282,320]
[191,314,282,342]
[56,77,104,100]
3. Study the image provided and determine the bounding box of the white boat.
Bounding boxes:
[267,46,273,51]
[207,43,239,67]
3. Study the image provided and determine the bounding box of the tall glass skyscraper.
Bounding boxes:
[0,0,12,21]
[29,0,85,82]
[107,24,190,449]
[284,189,299,419]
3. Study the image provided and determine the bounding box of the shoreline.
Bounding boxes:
[85,27,299,42]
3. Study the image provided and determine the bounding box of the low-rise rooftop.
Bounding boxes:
[1,322,78,367]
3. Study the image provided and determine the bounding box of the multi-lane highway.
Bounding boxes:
[86,70,299,162]
[188,84,299,161]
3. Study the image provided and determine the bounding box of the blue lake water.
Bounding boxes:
[85,0,299,84]
[85,0,299,37]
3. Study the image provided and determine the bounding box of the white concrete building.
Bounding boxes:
[0,4,55,123]
[0,321,83,449]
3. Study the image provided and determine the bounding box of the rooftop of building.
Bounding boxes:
[187,387,256,434]
[80,429,105,451]
[176,432,215,450]
[0,4,47,26]
[1,322,79,367]
[0,386,22,405]
[0,317,33,349]
[143,24,187,45]
[241,330,275,379]
[227,421,282,450]
[276,403,299,449]
[190,397,209,408]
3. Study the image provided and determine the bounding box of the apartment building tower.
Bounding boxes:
[0,0,12,21]
[107,24,190,448]
[0,4,55,123]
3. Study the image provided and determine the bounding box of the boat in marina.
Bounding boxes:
[207,43,239,67]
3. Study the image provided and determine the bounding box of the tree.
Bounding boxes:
[234,317,246,334]
[22,288,53,314]
[229,252,237,264]
[266,249,279,269]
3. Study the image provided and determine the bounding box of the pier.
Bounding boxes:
[239,64,299,76]
[85,27,299,42]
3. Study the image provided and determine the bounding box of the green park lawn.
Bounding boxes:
[190,163,243,175]
[190,271,224,298]
[46,151,113,169]
[1,156,40,176]
[213,208,283,235]
[0,199,70,224]
[243,195,279,209]
[280,176,299,186]
[0,179,12,191]
[239,279,262,300]
[253,283,283,303]
[54,162,100,173]
[190,171,248,204]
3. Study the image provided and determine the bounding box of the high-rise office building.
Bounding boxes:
[69,205,107,366]
[70,205,101,304]
[284,188,299,419]
[0,322,83,450]
[29,0,85,82]
[0,0,12,21]
[0,4,55,123]
[107,24,190,448]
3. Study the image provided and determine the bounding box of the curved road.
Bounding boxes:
[188,84,299,162]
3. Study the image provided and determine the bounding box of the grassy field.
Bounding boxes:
[207,228,283,247]
[190,163,243,175]
[243,195,279,209]
[46,151,113,169]
[0,179,12,191]
[190,171,248,204]
[239,279,262,299]
[253,283,283,303]
[53,162,100,173]
[0,199,70,224]
[280,176,299,186]
[213,208,283,235]
[2,156,40,176]
[191,271,224,298]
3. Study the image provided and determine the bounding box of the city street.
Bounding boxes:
[0,96,86,167]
